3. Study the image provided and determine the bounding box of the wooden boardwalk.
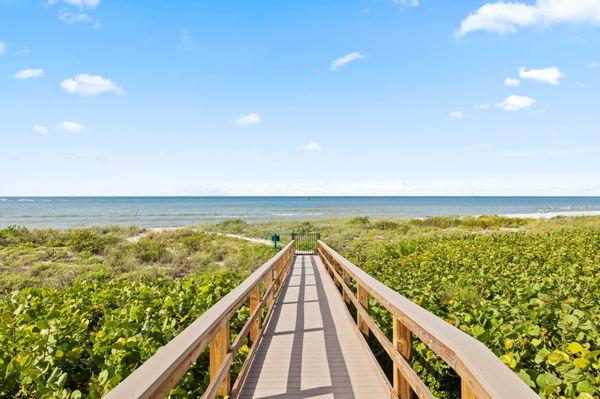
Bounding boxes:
[238,255,390,399]
[105,240,538,399]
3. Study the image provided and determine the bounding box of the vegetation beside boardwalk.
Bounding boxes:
[0,215,599,398]
[0,227,272,398]
[209,215,600,398]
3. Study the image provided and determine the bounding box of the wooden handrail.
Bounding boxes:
[104,241,295,399]
[317,241,538,399]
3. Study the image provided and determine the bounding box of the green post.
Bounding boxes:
[271,234,280,253]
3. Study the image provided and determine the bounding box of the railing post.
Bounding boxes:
[357,285,369,336]
[209,322,230,397]
[393,316,412,399]
[249,287,261,344]
[266,268,275,310]
[342,270,351,303]
[461,379,477,399]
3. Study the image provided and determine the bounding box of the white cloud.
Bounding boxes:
[577,147,598,153]
[302,141,323,152]
[60,74,125,96]
[393,0,419,6]
[589,61,599,69]
[56,121,85,133]
[497,94,535,111]
[504,77,521,86]
[0,41,5,55]
[450,111,464,119]
[47,0,101,9]
[474,102,491,111]
[519,66,564,84]
[233,112,262,126]
[33,125,49,134]
[12,68,44,80]
[59,11,91,24]
[458,0,600,36]
[330,52,366,71]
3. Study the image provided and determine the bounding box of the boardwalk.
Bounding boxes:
[104,240,538,399]
[238,255,390,399]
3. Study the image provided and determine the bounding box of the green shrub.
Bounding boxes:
[133,238,171,263]
[349,216,370,225]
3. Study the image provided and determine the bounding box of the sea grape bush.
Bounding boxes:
[0,272,244,398]
[343,229,599,398]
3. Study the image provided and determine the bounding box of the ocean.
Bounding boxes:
[1,196,600,228]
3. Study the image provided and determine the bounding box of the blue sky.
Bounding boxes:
[1,0,599,195]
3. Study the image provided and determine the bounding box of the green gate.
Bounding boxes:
[291,232,320,255]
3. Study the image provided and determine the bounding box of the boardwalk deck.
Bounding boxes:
[238,255,390,399]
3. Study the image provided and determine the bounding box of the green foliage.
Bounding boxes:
[133,238,171,263]
[0,272,243,398]
[0,226,273,398]
[349,216,370,225]
[342,229,600,398]
[214,219,247,234]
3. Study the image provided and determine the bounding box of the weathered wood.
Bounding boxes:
[249,287,261,344]
[357,285,370,336]
[210,322,230,396]
[317,241,538,399]
[462,379,478,399]
[104,241,295,399]
[342,270,351,303]
[237,255,391,399]
[266,269,275,310]
[393,316,412,399]
[320,252,434,399]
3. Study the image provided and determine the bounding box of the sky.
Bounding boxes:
[1,0,600,196]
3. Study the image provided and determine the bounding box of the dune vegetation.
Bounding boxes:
[1,215,599,398]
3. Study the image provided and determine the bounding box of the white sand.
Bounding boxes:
[503,210,600,219]
[126,227,271,245]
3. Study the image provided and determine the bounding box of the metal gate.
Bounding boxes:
[291,232,320,255]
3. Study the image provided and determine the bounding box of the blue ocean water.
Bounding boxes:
[1,196,600,228]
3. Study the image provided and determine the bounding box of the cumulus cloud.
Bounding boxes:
[302,141,323,152]
[450,111,464,119]
[504,77,521,86]
[330,52,366,70]
[474,102,491,111]
[497,94,535,111]
[232,112,262,126]
[47,0,101,9]
[0,41,5,55]
[12,68,44,80]
[457,0,600,36]
[33,125,49,134]
[60,74,125,96]
[56,121,85,133]
[519,66,564,84]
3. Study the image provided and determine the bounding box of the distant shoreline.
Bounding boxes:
[503,210,600,219]
[3,196,600,228]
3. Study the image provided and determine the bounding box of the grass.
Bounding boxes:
[0,225,273,293]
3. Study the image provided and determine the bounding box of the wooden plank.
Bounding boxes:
[393,316,412,399]
[104,242,295,399]
[209,322,230,396]
[342,270,351,304]
[462,379,478,399]
[249,287,260,344]
[237,255,390,399]
[357,285,369,336]
[317,241,538,399]
[320,253,433,399]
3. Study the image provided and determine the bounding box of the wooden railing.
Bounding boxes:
[317,241,538,399]
[104,241,295,399]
